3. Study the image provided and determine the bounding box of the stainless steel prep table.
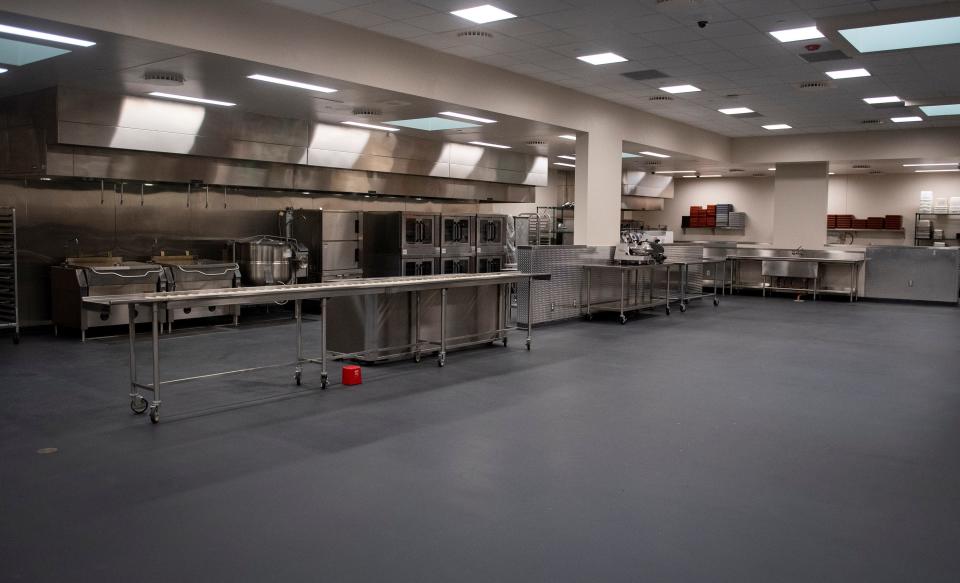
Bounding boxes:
[732,256,864,302]
[83,272,550,424]
[581,262,682,324]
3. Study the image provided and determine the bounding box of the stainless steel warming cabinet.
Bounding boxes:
[362,212,441,277]
[441,214,476,257]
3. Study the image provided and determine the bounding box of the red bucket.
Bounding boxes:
[342,365,362,386]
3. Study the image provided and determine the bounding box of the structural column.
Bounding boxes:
[772,162,829,249]
[574,126,623,246]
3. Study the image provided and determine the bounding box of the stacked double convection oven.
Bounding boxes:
[362,212,506,277]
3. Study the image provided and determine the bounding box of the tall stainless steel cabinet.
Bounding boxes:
[321,210,363,280]
[362,212,440,277]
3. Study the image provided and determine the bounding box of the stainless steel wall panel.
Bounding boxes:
[864,246,959,303]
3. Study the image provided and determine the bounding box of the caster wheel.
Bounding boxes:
[680,304,687,313]
[438,354,446,368]
[502,337,508,347]
[130,395,149,415]
[525,340,531,351]
[320,374,328,390]
[149,407,160,424]
[585,313,593,321]
[12,332,20,345]
[618,314,627,325]
[666,308,671,316]
[295,370,302,386]
[414,352,422,363]
[713,299,719,306]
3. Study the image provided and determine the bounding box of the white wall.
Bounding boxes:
[772,162,829,249]
[634,173,960,248]
[828,173,960,246]
[636,177,775,244]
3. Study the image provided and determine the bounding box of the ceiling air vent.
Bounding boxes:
[729,168,745,173]
[644,160,662,166]
[622,69,668,81]
[649,95,673,102]
[794,80,832,91]
[861,119,884,125]
[143,71,185,86]
[457,30,494,39]
[352,107,382,118]
[869,170,884,174]
[525,139,546,146]
[752,173,766,177]
[799,50,850,63]
[852,164,871,169]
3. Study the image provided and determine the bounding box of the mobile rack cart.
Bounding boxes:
[83,272,550,424]
[0,208,19,344]
[675,258,726,309]
[581,262,683,324]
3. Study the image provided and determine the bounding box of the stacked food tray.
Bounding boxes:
[916,219,933,239]
[715,204,733,227]
[884,215,903,229]
[728,212,746,229]
[866,217,885,229]
[835,214,854,229]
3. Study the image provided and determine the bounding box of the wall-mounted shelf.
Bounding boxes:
[828,228,904,234]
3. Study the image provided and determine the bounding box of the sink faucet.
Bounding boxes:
[792,246,804,257]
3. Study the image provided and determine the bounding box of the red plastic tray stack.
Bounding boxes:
[884,215,903,230]
[835,214,854,229]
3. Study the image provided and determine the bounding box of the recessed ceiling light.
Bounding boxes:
[640,151,669,158]
[863,96,901,104]
[683,174,721,178]
[144,183,154,186]
[762,124,792,130]
[554,162,576,168]
[247,74,337,93]
[719,107,754,115]
[903,162,957,167]
[39,177,52,181]
[659,84,701,94]
[839,16,960,53]
[148,92,236,107]
[342,121,399,131]
[655,170,696,174]
[769,26,824,43]
[622,153,641,158]
[0,23,96,47]
[559,134,576,141]
[557,155,576,160]
[577,52,628,65]
[919,103,960,116]
[450,5,517,24]
[438,111,497,123]
[768,168,776,171]
[829,172,836,175]
[826,68,870,79]
[0,68,6,74]
[469,141,510,149]
[891,116,922,123]
[915,169,960,173]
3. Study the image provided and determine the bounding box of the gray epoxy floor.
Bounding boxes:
[2,297,959,582]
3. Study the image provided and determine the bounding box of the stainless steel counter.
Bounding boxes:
[84,272,550,424]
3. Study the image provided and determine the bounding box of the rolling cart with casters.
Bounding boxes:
[581,262,680,323]
[0,208,19,344]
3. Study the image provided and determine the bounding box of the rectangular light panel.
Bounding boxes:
[450,5,516,24]
[719,107,754,115]
[659,84,701,94]
[554,162,576,168]
[342,121,399,131]
[621,153,640,158]
[826,68,870,79]
[863,96,901,104]
[0,23,95,47]
[384,117,480,131]
[769,26,824,43]
[577,52,628,65]
[902,163,957,167]
[640,151,670,158]
[439,111,496,124]
[557,155,576,160]
[559,134,576,141]
[469,141,510,149]
[891,116,922,122]
[762,124,792,130]
[148,92,236,107]
[247,74,337,93]
[919,104,960,116]
[915,169,959,173]
[0,38,70,66]
[839,16,960,53]
[0,67,6,73]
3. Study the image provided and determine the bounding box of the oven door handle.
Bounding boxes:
[173,265,238,277]
[88,267,164,278]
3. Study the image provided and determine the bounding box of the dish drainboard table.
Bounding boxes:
[83,272,550,424]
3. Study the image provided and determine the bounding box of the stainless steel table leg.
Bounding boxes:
[438,288,447,366]
[320,298,328,388]
[665,265,671,315]
[127,305,147,415]
[849,263,855,303]
[294,299,303,386]
[526,276,533,350]
[619,269,626,324]
[585,268,592,319]
[149,303,161,424]
[414,291,423,361]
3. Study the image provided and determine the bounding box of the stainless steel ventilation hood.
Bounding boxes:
[0,87,544,202]
[622,170,673,197]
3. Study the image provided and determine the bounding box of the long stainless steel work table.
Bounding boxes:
[581,259,724,324]
[83,272,550,424]
[732,256,864,302]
